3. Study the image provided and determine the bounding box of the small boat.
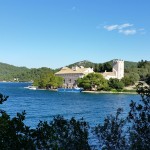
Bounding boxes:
[57,87,83,92]
[24,86,37,90]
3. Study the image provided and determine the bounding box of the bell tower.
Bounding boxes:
[113,59,124,79]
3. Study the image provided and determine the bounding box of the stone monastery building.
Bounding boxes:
[101,59,124,80]
[55,66,94,88]
[55,59,124,88]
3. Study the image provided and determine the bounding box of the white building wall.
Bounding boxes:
[113,60,124,79]
[56,73,83,88]
[84,68,94,74]
[105,75,117,80]
[55,67,94,88]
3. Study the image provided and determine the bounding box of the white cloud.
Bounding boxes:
[104,25,119,31]
[118,23,133,29]
[103,23,144,36]
[119,29,137,35]
[104,23,133,31]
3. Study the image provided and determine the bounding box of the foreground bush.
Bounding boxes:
[32,116,90,150]
[0,83,150,149]
[94,108,127,150]
[0,94,90,150]
[94,83,150,150]
[127,83,150,150]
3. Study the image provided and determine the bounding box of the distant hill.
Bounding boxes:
[106,60,137,69]
[67,60,137,70]
[0,62,53,82]
[0,62,30,81]
[0,59,148,82]
[67,60,96,68]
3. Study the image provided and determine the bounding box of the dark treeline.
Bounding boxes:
[67,60,150,84]
[0,60,150,83]
[0,62,55,82]
[0,83,149,149]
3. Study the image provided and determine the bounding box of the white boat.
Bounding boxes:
[24,86,37,90]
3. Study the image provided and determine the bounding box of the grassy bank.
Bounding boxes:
[82,89,137,94]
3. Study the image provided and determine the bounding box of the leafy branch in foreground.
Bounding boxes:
[94,83,150,150]
[0,110,35,150]
[94,108,127,150]
[127,83,150,150]
[0,93,9,104]
[32,116,90,150]
[0,93,9,113]
[0,94,90,150]
[0,83,150,149]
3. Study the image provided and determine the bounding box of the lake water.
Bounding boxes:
[0,82,140,128]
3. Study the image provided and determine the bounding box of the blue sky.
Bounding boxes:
[0,0,150,69]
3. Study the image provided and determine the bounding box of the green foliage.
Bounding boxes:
[0,94,90,150]
[137,60,149,68]
[0,112,90,150]
[94,84,150,150]
[121,72,140,86]
[67,60,138,73]
[93,62,112,72]
[77,73,108,91]
[124,61,137,69]
[127,83,150,150]
[1,60,150,83]
[32,116,90,150]
[125,60,150,82]
[0,93,9,105]
[108,78,124,91]
[0,62,55,82]
[0,62,29,81]
[33,72,63,89]
[99,62,112,72]
[95,108,127,150]
[67,60,95,69]
[0,112,35,150]
[0,94,9,113]
[145,74,150,85]
[122,89,136,93]
[0,83,150,149]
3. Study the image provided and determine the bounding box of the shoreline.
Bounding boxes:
[34,87,137,94]
[82,90,137,94]
[49,89,137,94]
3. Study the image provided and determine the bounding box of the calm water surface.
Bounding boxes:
[0,82,140,128]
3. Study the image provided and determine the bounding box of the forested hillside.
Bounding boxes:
[68,60,137,72]
[0,62,54,82]
[0,62,29,81]
[0,60,149,82]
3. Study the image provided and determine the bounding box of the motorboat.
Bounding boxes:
[24,86,37,90]
[57,87,83,92]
